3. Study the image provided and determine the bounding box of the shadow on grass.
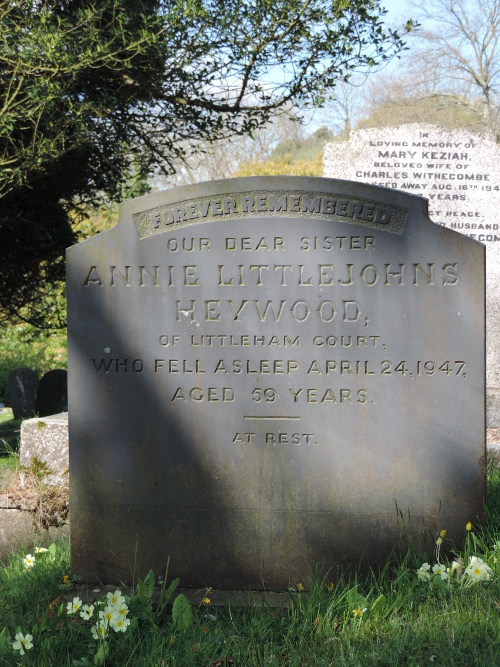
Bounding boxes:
[0,414,22,454]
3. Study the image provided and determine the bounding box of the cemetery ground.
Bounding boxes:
[0,439,499,667]
[0,412,20,490]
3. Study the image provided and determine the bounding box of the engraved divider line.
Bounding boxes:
[244,416,300,421]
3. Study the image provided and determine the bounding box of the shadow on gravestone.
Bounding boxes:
[7,367,39,419]
[67,176,485,589]
[35,369,68,418]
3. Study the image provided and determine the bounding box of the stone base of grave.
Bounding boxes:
[20,413,69,485]
[0,494,69,564]
[65,584,290,608]
[487,389,500,428]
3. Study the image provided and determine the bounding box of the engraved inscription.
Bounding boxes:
[133,191,409,238]
[86,221,468,447]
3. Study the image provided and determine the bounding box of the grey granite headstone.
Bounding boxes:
[67,176,485,588]
[323,124,499,424]
[7,367,38,419]
[35,369,68,418]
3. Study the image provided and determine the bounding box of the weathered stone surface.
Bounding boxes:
[20,413,69,485]
[0,496,69,565]
[7,367,38,419]
[323,124,498,415]
[35,369,68,418]
[67,176,485,588]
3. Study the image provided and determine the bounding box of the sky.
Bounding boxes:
[304,0,417,132]
[383,0,413,24]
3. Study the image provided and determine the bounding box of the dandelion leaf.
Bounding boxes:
[164,577,180,604]
[370,594,387,616]
[158,577,181,614]
[172,593,193,631]
[93,641,109,666]
[137,569,155,604]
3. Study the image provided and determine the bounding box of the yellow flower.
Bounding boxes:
[202,597,210,606]
[440,529,446,538]
[436,537,443,546]
[353,607,366,618]
[297,582,304,592]
[466,521,472,531]
[63,575,69,583]
[327,582,334,592]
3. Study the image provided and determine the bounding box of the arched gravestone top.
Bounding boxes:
[35,369,68,418]
[323,124,500,390]
[7,367,38,419]
[67,176,485,588]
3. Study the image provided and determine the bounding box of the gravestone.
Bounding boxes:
[35,369,68,418]
[7,367,39,419]
[20,413,69,486]
[67,176,485,588]
[323,124,500,424]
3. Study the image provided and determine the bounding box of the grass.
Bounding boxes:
[0,465,499,666]
[0,412,22,454]
[0,412,20,490]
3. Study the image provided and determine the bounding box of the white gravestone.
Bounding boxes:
[324,124,498,422]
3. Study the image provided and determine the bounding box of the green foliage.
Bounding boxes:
[0,323,66,405]
[236,153,323,177]
[0,0,409,327]
[236,125,334,176]
[26,456,53,481]
[172,594,193,632]
[358,92,482,131]
[270,126,335,162]
[135,569,155,609]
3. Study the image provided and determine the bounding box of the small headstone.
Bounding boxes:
[67,176,485,588]
[35,369,68,418]
[323,124,500,423]
[20,413,69,486]
[7,367,39,419]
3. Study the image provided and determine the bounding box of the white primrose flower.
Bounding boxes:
[80,604,94,620]
[116,603,129,618]
[106,589,126,607]
[34,547,48,553]
[417,563,431,581]
[12,632,33,655]
[67,596,83,614]
[463,556,492,583]
[23,554,35,569]
[432,564,448,580]
[91,623,108,640]
[99,605,118,626]
[111,616,131,633]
